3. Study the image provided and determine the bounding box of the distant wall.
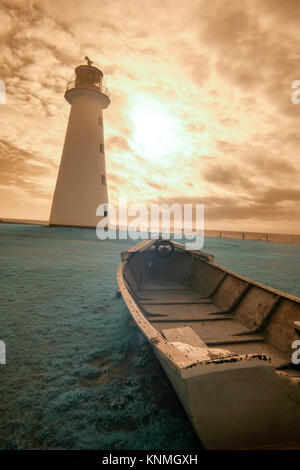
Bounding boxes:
[244,232,267,241]
[204,229,300,245]
[220,231,244,240]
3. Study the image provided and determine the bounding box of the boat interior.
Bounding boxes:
[123,243,300,382]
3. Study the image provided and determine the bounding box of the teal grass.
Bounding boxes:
[0,224,200,450]
[0,223,300,450]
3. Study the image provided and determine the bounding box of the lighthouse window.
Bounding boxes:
[100,143,104,153]
[101,175,106,185]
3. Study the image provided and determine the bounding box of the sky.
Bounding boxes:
[1,0,300,233]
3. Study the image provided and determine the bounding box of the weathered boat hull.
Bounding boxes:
[117,239,300,449]
[156,352,300,449]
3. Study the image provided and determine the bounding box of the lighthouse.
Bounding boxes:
[49,57,110,227]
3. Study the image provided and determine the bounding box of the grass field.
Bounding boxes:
[1,223,300,450]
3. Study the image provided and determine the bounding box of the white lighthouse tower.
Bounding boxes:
[49,57,110,227]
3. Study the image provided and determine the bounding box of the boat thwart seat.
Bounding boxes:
[161,326,249,365]
[162,326,208,348]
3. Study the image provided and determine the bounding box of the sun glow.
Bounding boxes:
[129,96,185,165]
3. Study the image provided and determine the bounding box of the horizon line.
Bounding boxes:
[1,217,300,240]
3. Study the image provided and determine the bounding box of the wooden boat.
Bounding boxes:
[117,238,300,449]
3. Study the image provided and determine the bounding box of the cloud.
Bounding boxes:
[0,139,54,218]
[202,161,256,192]
[145,179,164,191]
[106,136,131,152]
[0,0,300,232]
[0,140,53,187]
